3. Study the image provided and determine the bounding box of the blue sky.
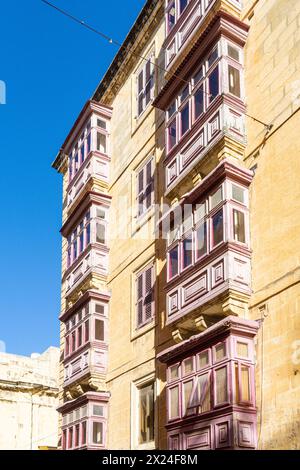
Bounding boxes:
[0,0,145,356]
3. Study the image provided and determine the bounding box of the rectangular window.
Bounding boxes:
[71,332,76,353]
[208,66,219,103]
[138,383,154,444]
[169,245,179,279]
[77,326,82,348]
[137,57,154,117]
[96,222,106,244]
[97,132,107,154]
[85,320,89,342]
[65,336,69,357]
[62,430,67,450]
[198,372,211,413]
[232,184,245,204]
[183,380,193,415]
[92,422,103,445]
[194,85,204,120]
[136,158,154,218]
[233,209,245,243]
[169,386,180,419]
[136,265,154,328]
[93,405,104,416]
[228,44,240,61]
[167,2,176,33]
[215,366,228,405]
[212,209,223,247]
[81,422,87,446]
[180,103,190,136]
[182,234,193,269]
[228,65,241,97]
[68,427,73,449]
[195,221,207,259]
[75,425,80,447]
[179,0,188,15]
[168,119,177,151]
[95,319,104,341]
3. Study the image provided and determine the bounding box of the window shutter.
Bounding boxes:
[137,274,144,327]
[144,266,153,321]
[137,168,145,217]
[145,160,153,210]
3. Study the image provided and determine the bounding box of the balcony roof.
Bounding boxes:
[157,316,259,363]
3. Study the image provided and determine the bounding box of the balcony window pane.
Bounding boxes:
[195,202,206,222]
[96,223,106,244]
[241,366,251,402]
[194,85,204,119]
[86,224,91,245]
[93,405,104,416]
[215,342,226,361]
[198,350,209,369]
[87,134,91,154]
[232,184,245,203]
[139,383,154,444]
[81,422,87,445]
[228,44,240,61]
[92,422,103,445]
[198,373,211,413]
[167,3,176,33]
[97,133,107,154]
[183,380,193,415]
[85,320,89,342]
[182,234,193,269]
[233,210,245,243]
[75,425,79,447]
[237,341,249,358]
[95,319,104,341]
[208,66,219,103]
[167,101,176,120]
[71,332,76,352]
[68,427,73,449]
[169,386,180,419]
[79,231,84,254]
[208,47,218,68]
[228,65,241,97]
[180,103,190,136]
[196,221,207,259]
[183,358,194,376]
[179,0,188,15]
[77,326,82,347]
[212,210,223,247]
[193,66,204,86]
[169,246,179,279]
[97,119,106,130]
[215,367,228,404]
[169,364,180,381]
[210,187,222,209]
[168,120,177,151]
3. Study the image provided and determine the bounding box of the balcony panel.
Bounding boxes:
[64,346,108,387]
[166,248,251,326]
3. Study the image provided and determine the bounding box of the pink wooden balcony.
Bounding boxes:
[158,315,259,450]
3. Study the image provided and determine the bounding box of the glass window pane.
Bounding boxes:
[228,65,241,97]
[81,422,87,445]
[95,303,105,314]
[169,246,179,279]
[97,133,107,154]
[179,0,188,14]
[168,120,177,150]
[183,358,194,376]
[233,210,245,243]
[96,223,106,244]
[169,386,180,419]
[169,364,180,381]
[97,119,106,129]
[194,202,206,222]
[182,234,193,269]
[198,373,211,413]
[210,187,222,209]
[228,44,240,61]
[241,366,251,402]
[208,47,218,68]
[232,184,245,203]
[95,320,104,341]
[193,66,203,86]
[198,350,209,369]
[209,66,219,103]
[196,221,207,259]
[181,103,190,136]
[93,405,104,416]
[92,422,103,444]
[215,367,228,404]
[183,380,193,415]
[167,3,176,33]
[194,85,204,119]
[139,383,154,444]
[237,341,249,358]
[180,85,189,103]
[212,210,223,247]
[167,101,176,119]
[215,342,226,361]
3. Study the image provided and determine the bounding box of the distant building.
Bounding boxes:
[0,347,59,450]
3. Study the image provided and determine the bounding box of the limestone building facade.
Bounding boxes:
[0,347,59,450]
[53,0,300,450]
